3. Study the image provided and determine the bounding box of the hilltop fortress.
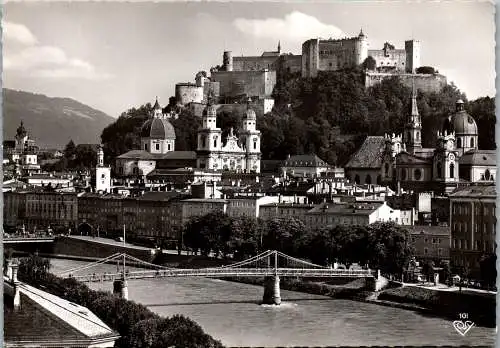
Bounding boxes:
[174,30,447,114]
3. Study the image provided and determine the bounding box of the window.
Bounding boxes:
[485,169,491,180]
[401,168,407,181]
[424,248,428,255]
[424,238,428,243]
[144,143,148,151]
[437,162,442,178]
[155,144,160,151]
[457,138,462,148]
[214,136,218,148]
[168,144,171,151]
[438,248,442,255]
[449,163,455,178]
[470,138,474,147]
[385,163,389,176]
[414,168,422,180]
[202,136,206,148]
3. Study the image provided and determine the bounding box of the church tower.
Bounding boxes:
[433,129,459,192]
[240,99,262,173]
[196,96,222,170]
[95,145,111,193]
[403,80,422,153]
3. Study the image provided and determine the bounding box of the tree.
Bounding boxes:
[18,254,51,281]
[416,66,436,74]
[362,56,377,71]
[64,139,76,160]
[422,260,435,282]
[479,254,496,289]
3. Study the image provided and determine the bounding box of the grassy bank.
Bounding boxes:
[378,286,496,328]
[220,276,372,300]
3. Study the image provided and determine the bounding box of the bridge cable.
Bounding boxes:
[57,253,123,276]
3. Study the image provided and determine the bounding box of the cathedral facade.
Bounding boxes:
[196,99,261,173]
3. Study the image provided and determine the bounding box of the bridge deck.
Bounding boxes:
[69,268,375,282]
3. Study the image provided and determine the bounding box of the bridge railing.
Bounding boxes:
[69,267,375,282]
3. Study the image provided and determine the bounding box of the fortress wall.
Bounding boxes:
[233,56,279,71]
[318,39,359,71]
[368,49,406,71]
[279,55,302,73]
[175,84,204,105]
[365,73,447,94]
[211,70,276,99]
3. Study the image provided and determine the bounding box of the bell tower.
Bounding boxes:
[96,145,111,193]
[240,99,261,173]
[403,80,422,153]
[196,94,222,170]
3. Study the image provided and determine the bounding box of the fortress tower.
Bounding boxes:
[405,40,421,73]
[355,29,369,65]
[223,51,233,72]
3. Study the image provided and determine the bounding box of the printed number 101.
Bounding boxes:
[459,313,469,320]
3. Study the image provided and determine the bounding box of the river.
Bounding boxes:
[50,259,495,347]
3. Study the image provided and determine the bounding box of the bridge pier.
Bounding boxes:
[113,279,128,300]
[263,276,281,305]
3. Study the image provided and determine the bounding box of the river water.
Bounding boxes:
[50,259,496,347]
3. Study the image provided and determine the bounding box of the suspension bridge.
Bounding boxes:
[57,250,380,305]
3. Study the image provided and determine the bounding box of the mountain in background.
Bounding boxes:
[3,89,115,149]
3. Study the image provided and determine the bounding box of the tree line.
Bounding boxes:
[182,211,415,276]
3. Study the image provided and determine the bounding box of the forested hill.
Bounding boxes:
[101,68,496,166]
[3,89,115,148]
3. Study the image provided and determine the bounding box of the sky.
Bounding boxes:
[3,1,496,117]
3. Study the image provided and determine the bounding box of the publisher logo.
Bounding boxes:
[453,313,474,336]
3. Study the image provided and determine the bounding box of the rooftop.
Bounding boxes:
[4,279,119,347]
[283,154,330,168]
[459,149,496,166]
[449,184,496,198]
[345,136,385,169]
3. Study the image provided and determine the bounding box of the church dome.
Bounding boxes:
[442,100,478,135]
[141,118,176,140]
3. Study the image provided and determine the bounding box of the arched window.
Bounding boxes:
[167,144,171,151]
[437,162,442,178]
[416,131,420,141]
[470,138,474,148]
[414,168,422,181]
[213,136,217,148]
[485,169,491,180]
[384,163,389,176]
[202,136,206,148]
[365,175,372,185]
[401,168,407,181]
[449,163,455,178]
[354,174,360,184]
[376,175,382,185]
[392,169,396,180]
[457,138,462,148]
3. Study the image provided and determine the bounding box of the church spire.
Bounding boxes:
[411,78,419,118]
[277,40,281,53]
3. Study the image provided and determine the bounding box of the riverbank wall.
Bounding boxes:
[377,286,496,328]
